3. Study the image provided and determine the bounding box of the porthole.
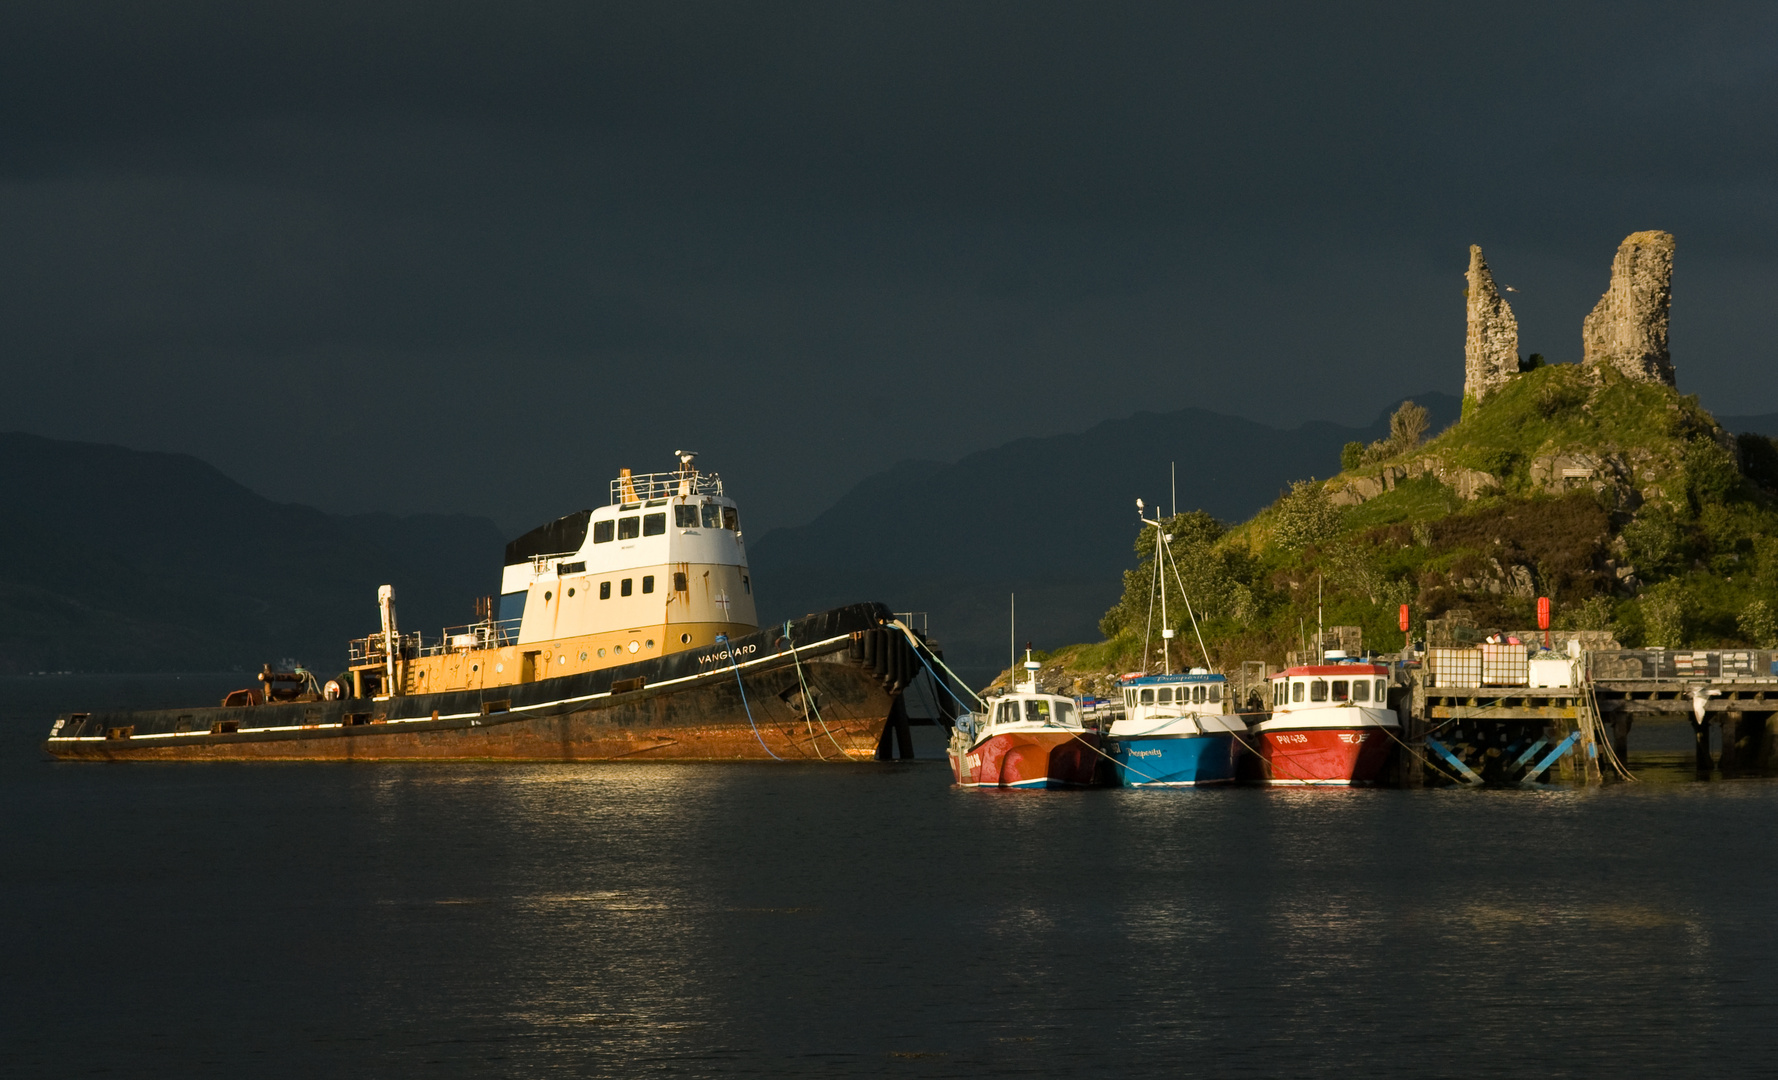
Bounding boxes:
[567,588,576,598]
[544,591,553,602]
[579,651,587,661]
[597,648,606,657]
[680,633,691,644]
[628,640,640,653]
[495,663,505,673]
[558,655,567,664]
[471,663,479,672]
[645,639,654,649]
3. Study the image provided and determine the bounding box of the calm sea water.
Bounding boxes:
[5,675,1776,1078]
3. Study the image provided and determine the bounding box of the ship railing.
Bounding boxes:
[418,619,524,655]
[610,470,723,506]
[894,611,929,636]
[349,620,523,661]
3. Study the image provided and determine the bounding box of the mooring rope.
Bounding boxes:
[784,629,853,759]
[717,634,781,760]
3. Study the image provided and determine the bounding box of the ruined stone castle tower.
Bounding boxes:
[1582,230,1675,386]
[1463,245,1519,402]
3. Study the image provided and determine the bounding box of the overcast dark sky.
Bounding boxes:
[3,2,1775,536]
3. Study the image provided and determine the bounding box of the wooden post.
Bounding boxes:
[1759,712,1778,776]
[1720,711,1748,779]
[1692,717,1713,780]
[1401,673,1425,788]
[1575,703,1603,785]
[1609,711,1632,773]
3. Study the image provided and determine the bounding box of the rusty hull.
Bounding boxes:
[44,603,920,763]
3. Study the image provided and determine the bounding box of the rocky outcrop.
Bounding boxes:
[1464,245,1520,401]
[1327,456,1500,506]
[1582,230,1675,385]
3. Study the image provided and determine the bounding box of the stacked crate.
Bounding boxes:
[1427,648,1482,688]
[1480,643,1529,686]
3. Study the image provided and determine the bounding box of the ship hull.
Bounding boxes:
[43,604,920,762]
[1253,726,1394,786]
[1108,732,1240,787]
[949,730,1101,789]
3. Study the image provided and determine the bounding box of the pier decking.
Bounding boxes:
[1394,647,1778,785]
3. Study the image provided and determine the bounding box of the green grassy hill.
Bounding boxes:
[1027,364,1778,686]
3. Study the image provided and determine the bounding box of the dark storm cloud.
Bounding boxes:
[2,3,1776,533]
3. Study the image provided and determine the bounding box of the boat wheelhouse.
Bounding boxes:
[346,452,759,698]
[1251,655,1399,786]
[1106,670,1247,786]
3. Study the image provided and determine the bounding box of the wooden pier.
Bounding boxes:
[1396,647,1778,785]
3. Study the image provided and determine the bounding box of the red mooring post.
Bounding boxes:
[1537,596,1551,650]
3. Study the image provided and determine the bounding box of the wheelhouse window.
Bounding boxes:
[1024,699,1052,723]
[1055,701,1077,726]
[642,575,655,593]
[997,702,1019,725]
[643,513,666,536]
[1332,680,1349,701]
[673,572,688,591]
[621,578,633,596]
[701,503,722,529]
[593,520,615,543]
[1292,681,1305,703]
[1310,679,1328,702]
[741,574,750,594]
[1192,685,1207,705]
[1353,680,1370,702]
[675,505,698,528]
[617,516,640,540]
[1376,679,1388,701]
[599,581,611,599]
[1139,688,1155,705]
[1207,685,1220,703]
[1157,687,1172,704]
[722,506,738,530]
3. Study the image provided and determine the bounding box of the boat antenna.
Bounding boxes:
[1317,573,1325,663]
[1161,536,1215,672]
[1171,461,1177,518]
[1136,499,1157,674]
[1009,592,1015,690]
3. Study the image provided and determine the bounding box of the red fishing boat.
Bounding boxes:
[1252,656,1398,785]
[948,652,1100,789]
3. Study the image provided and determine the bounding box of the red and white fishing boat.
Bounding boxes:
[1253,655,1399,786]
[948,651,1100,789]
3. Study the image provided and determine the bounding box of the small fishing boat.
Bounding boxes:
[1107,670,1247,786]
[1102,497,1246,787]
[947,651,1100,789]
[1251,654,1399,785]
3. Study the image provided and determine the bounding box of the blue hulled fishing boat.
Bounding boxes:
[1107,671,1246,786]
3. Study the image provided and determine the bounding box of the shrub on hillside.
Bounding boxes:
[1639,583,1693,648]
[1738,599,1778,649]
[1271,480,1342,551]
[1682,437,1741,510]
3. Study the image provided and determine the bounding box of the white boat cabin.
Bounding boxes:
[1119,670,1228,719]
[955,690,1085,744]
[1269,661,1390,711]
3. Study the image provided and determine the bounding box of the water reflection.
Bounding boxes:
[5,682,1778,1077]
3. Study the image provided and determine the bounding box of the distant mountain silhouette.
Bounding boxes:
[1721,414,1778,438]
[748,393,1462,681]
[0,433,504,674]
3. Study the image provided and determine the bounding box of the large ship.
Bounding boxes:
[43,454,942,762]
